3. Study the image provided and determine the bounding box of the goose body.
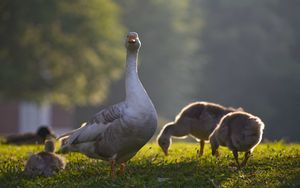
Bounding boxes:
[157,102,241,156]
[209,111,264,168]
[59,32,157,176]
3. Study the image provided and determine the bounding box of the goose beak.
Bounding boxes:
[128,36,137,43]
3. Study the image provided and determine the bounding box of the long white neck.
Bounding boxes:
[125,49,149,104]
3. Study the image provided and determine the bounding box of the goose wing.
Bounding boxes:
[59,103,125,145]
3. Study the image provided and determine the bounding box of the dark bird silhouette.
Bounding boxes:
[5,126,56,145]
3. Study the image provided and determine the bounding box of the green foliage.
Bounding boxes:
[189,0,300,141]
[0,0,125,105]
[0,142,299,187]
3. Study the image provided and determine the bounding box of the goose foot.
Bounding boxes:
[119,163,126,176]
[110,160,116,178]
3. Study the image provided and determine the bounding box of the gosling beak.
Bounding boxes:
[163,149,168,156]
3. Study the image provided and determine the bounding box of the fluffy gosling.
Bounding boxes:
[209,111,265,168]
[24,140,65,177]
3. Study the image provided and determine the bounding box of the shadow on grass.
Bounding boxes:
[0,154,235,188]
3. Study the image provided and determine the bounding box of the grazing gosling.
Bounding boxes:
[24,140,66,177]
[209,111,265,168]
[157,102,242,156]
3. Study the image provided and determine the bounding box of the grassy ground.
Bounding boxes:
[0,141,299,188]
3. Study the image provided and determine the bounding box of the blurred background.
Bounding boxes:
[0,0,299,141]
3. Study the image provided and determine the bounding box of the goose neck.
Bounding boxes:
[125,50,146,102]
[126,51,138,74]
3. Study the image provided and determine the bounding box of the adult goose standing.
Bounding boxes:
[58,32,157,177]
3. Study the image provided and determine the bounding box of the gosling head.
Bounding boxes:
[44,140,55,153]
[157,136,171,156]
[125,32,141,51]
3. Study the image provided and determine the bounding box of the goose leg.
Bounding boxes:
[232,150,240,169]
[119,163,126,176]
[199,140,205,156]
[241,151,251,167]
[110,160,116,178]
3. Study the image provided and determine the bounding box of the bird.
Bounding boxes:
[209,111,265,168]
[58,32,157,178]
[24,139,66,177]
[157,102,242,156]
[5,126,56,145]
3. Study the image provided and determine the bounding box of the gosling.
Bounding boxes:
[24,139,66,177]
[157,102,242,156]
[209,111,264,168]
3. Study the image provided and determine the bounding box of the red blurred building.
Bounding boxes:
[0,101,74,136]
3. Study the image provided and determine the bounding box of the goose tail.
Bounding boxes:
[58,122,87,153]
[57,122,87,140]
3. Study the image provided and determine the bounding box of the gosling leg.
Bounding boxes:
[241,151,251,167]
[199,140,205,156]
[232,149,240,169]
[214,149,220,157]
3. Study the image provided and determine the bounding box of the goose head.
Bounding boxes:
[125,32,141,51]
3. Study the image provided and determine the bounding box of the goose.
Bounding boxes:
[209,111,264,168]
[58,32,157,177]
[24,139,66,177]
[157,102,242,156]
[5,126,56,145]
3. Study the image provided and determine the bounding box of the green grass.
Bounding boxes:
[0,141,299,188]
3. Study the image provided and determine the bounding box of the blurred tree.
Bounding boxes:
[192,0,300,141]
[0,0,124,105]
